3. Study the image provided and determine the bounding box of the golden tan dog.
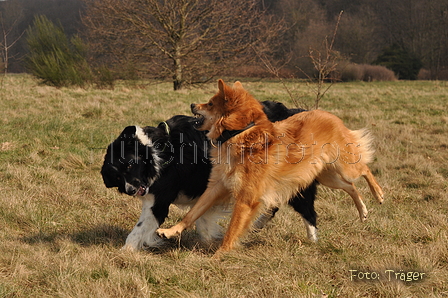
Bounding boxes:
[157,79,384,256]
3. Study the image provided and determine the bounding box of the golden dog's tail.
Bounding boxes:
[351,128,375,165]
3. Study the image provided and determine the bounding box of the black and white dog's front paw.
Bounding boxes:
[121,198,165,251]
[122,227,164,251]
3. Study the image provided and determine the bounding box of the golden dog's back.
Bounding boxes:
[273,109,374,166]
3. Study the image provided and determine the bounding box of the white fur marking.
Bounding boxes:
[134,125,163,183]
[302,217,318,242]
[195,206,228,242]
[252,211,273,230]
[122,194,164,250]
[174,192,229,242]
[125,182,136,195]
[135,126,153,147]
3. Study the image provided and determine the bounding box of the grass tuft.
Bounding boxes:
[59,153,88,170]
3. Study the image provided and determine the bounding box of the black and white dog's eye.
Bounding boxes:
[127,164,133,170]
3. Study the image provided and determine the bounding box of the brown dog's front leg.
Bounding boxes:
[156,180,228,239]
[216,191,262,255]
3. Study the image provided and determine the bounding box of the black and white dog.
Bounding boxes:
[101,101,318,251]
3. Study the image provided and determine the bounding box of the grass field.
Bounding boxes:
[0,74,447,297]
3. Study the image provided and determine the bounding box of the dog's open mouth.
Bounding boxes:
[192,113,205,128]
[137,185,147,196]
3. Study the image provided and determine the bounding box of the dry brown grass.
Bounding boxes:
[0,75,447,297]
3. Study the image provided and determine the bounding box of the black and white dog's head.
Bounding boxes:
[101,125,168,197]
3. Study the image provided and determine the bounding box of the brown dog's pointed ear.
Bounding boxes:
[218,79,227,94]
[233,81,243,89]
[218,79,232,101]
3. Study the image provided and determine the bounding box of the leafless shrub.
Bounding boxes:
[418,69,431,80]
[0,8,25,75]
[338,62,363,81]
[259,11,344,110]
[361,64,396,81]
[420,68,448,80]
[228,64,295,78]
[303,11,344,109]
[257,52,306,109]
[339,63,396,82]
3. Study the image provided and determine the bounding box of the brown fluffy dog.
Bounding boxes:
[157,79,384,255]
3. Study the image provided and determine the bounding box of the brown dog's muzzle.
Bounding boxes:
[190,103,205,129]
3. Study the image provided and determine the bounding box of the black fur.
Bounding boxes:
[101,115,211,225]
[261,100,307,122]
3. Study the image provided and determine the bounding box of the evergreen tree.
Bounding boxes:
[373,44,422,80]
[25,15,92,87]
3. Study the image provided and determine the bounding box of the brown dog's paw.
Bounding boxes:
[156,228,181,239]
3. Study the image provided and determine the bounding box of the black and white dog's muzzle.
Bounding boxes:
[125,182,148,197]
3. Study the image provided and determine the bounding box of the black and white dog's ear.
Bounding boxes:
[143,126,168,141]
[119,126,138,138]
[101,164,120,188]
[114,126,139,147]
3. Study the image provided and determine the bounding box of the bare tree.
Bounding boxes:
[304,11,343,109]
[0,3,25,74]
[335,8,380,64]
[82,0,283,90]
[260,10,343,110]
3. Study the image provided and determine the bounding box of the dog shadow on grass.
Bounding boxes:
[19,224,222,256]
[20,225,275,257]
[20,224,130,249]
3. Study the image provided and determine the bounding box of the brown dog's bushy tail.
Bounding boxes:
[351,128,375,165]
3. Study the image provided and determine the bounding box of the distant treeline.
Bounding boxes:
[1,0,447,80]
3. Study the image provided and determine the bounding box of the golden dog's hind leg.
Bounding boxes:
[156,180,229,240]
[362,167,384,204]
[317,171,368,221]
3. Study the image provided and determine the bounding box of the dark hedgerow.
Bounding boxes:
[373,44,423,80]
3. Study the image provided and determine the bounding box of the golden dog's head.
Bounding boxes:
[191,79,267,140]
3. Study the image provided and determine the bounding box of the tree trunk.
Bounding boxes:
[2,32,7,74]
[4,43,8,74]
[173,51,183,90]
